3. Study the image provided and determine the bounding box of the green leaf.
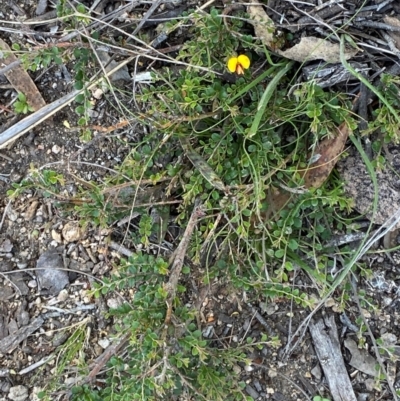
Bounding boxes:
[77,3,86,13]
[17,92,26,102]
[75,105,85,115]
[74,81,84,90]
[288,239,298,250]
[75,94,85,103]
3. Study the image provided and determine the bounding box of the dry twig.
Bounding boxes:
[164,200,205,326]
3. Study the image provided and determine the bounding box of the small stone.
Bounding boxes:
[361,308,371,318]
[62,222,82,243]
[268,368,278,378]
[51,230,62,243]
[232,364,242,375]
[52,332,69,347]
[382,297,393,307]
[92,88,104,99]
[0,239,13,253]
[64,377,79,386]
[324,298,336,308]
[98,338,110,349]
[0,381,11,393]
[244,364,254,372]
[253,379,262,393]
[0,285,13,301]
[57,289,68,302]
[9,385,29,401]
[52,145,61,154]
[16,262,28,269]
[311,364,322,381]
[17,311,30,327]
[245,385,259,399]
[260,301,277,315]
[381,332,397,345]
[6,207,18,221]
[106,298,121,309]
[28,280,37,288]
[36,249,69,295]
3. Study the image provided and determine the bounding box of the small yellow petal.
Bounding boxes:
[237,54,250,70]
[227,57,238,73]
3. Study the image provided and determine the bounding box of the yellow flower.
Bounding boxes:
[227,54,250,74]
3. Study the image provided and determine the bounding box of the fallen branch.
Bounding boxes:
[164,201,205,326]
[84,332,131,384]
[309,314,357,401]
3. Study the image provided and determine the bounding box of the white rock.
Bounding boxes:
[106,298,121,309]
[92,88,104,99]
[9,385,29,401]
[52,145,61,154]
[51,229,62,243]
[98,338,110,349]
[62,222,82,243]
[57,289,68,302]
[28,280,37,288]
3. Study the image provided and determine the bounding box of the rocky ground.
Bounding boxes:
[2,1,400,401]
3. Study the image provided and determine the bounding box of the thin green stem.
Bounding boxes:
[248,60,295,138]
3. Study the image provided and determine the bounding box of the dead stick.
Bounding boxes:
[164,201,205,326]
[83,332,131,384]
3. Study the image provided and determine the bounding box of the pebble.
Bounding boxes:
[28,280,37,288]
[244,364,254,372]
[6,207,18,221]
[62,222,82,243]
[36,249,69,295]
[57,289,69,302]
[253,378,262,392]
[52,332,69,347]
[51,145,61,154]
[17,311,30,327]
[232,364,242,375]
[382,297,393,307]
[8,385,29,401]
[245,384,259,399]
[51,230,62,243]
[64,377,79,386]
[0,380,11,392]
[0,239,13,253]
[98,338,110,349]
[106,298,121,309]
[311,364,322,381]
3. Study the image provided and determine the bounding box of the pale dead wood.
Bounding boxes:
[0,38,47,112]
[0,317,44,354]
[164,201,205,326]
[309,314,357,401]
[83,332,131,384]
